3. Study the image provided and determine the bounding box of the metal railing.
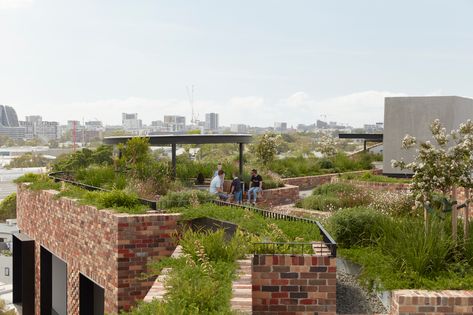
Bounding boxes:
[211,199,337,257]
[48,171,158,210]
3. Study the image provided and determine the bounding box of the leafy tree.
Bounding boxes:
[0,193,16,221]
[252,133,281,166]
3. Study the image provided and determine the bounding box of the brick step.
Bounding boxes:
[143,246,183,302]
[231,258,252,314]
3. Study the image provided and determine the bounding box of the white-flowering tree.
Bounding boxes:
[317,134,338,158]
[392,119,473,240]
[253,132,281,166]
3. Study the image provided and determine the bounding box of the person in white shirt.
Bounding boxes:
[209,169,228,200]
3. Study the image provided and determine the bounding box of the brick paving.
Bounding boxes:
[231,257,253,314]
[143,245,183,302]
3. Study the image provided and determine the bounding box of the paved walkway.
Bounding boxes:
[230,257,252,314]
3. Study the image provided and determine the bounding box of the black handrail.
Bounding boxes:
[211,199,337,257]
[48,171,157,210]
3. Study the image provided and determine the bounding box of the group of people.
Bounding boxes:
[209,162,263,205]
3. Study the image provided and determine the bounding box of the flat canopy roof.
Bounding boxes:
[103,134,253,145]
[338,133,383,141]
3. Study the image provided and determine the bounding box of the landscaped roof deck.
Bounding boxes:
[103,134,253,178]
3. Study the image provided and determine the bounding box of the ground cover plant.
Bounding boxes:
[330,207,473,290]
[296,182,372,211]
[340,171,411,183]
[167,203,322,242]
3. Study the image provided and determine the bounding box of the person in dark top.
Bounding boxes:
[247,169,263,205]
[195,172,205,185]
[230,172,243,204]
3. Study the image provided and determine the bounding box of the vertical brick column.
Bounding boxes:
[252,254,336,315]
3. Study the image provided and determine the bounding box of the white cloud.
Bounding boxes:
[20,90,408,128]
[0,0,33,9]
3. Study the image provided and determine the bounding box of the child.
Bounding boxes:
[230,172,243,204]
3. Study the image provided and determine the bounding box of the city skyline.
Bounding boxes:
[1,1,473,127]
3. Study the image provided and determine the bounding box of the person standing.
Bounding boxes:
[209,169,228,200]
[247,169,263,205]
[230,172,243,204]
[213,162,222,178]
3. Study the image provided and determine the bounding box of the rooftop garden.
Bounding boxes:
[124,203,324,314]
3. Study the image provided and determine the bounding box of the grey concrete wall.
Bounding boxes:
[383,96,473,175]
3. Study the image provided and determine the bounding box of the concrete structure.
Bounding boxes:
[383,96,473,175]
[0,105,25,140]
[204,113,219,131]
[20,116,59,141]
[163,115,186,132]
[230,124,247,133]
[122,113,142,131]
[274,122,287,132]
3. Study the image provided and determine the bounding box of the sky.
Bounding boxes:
[1,0,472,127]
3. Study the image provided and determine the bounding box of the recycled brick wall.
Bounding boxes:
[223,182,300,208]
[391,290,473,315]
[282,169,382,190]
[252,254,336,315]
[16,184,180,313]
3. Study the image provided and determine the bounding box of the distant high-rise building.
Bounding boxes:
[164,115,186,132]
[0,105,25,139]
[20,115,59,141]
[205,113,219,131]
[274,122,287,132]
[85,121,104,131]
[122,113,142,130]
[316,120,328,129]
[230,124,247,133]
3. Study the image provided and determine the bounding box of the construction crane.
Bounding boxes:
[187,85,198,125]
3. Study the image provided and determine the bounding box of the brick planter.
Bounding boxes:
[222,181,300,207]
[252,254,336,315]
[16,184,180,313]
[391,290,473,315]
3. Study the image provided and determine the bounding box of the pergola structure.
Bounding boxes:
[338,133,383,151]
[103,134,253,179]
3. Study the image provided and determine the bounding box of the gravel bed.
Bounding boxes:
[337,271,387,314]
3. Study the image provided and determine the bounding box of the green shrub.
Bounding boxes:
[297,183,371,211]
[0,193,16,221]
[158,191,216,208]
[296,195,341,212]
[82,190,148,213]
[179,229,246,264]
[329,207,388,248]
[319,159,334,169]
[14,173,61,191]
[75,166,127,189]
[380,218,454,276]
[312,182,357,196]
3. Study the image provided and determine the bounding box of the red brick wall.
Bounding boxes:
[391,290,473,315]
[16,184,180,313]
[223,182,300,207]
[252,254,336,315]
[282,169,382,190]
